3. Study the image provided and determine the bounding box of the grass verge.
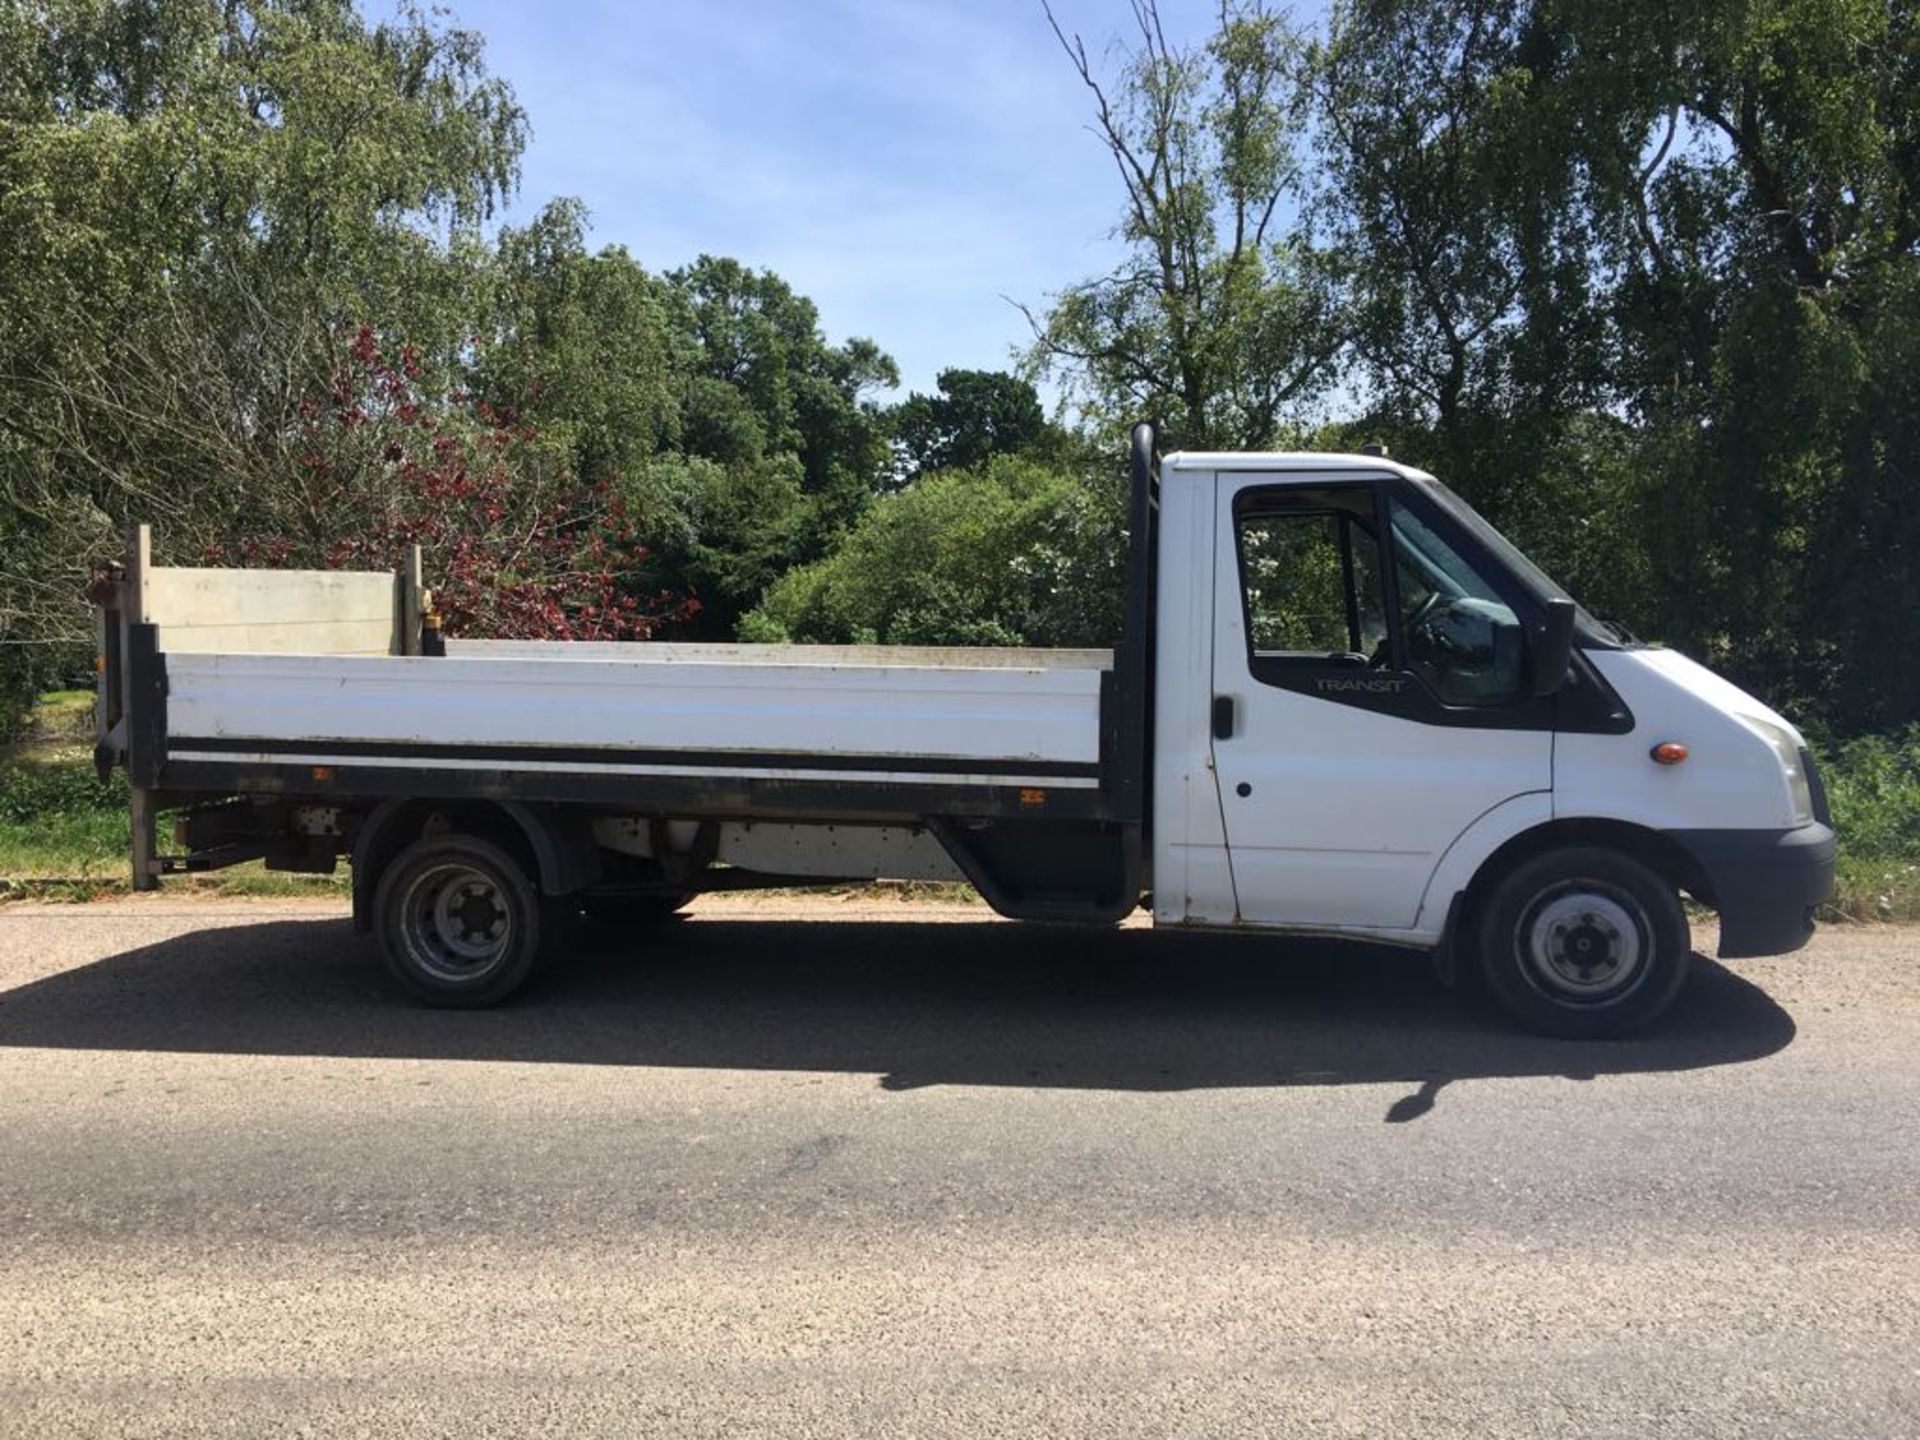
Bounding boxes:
[0,691,347,901]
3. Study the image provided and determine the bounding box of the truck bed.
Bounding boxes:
[100,429,1156,916]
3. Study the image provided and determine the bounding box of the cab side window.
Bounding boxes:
[1232,484,1533,710]
[1235,496,1388,668]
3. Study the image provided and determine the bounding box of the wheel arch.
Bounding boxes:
[351,798,602,931]
[1448,816,1711,951]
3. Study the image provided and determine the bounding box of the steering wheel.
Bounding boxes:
[1405,590,1445,634]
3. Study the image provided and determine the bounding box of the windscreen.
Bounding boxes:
[1418,480,1625,645]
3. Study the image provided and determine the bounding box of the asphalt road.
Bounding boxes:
[0,895,1914,1438]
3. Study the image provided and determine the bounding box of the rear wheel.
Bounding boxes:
[374,834,544,1007]
[1476,846,1690,1037]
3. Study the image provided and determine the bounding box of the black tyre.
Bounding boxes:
[373,833,544,1007]
[1476,846,1690,1038]
[579,892,691,926]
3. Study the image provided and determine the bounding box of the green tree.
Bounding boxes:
[1304,0,1917,732]
[888,368,1051,481]
[1029,0,1339,449]
[649,256,900,632]
[1570,0,1920,729]
[1308,0,1612,515]
[0,0,525,726]
[662,256,897,527]
[477,198,677,485]
[617,451,810,637]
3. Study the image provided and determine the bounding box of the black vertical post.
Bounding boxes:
[1106,422,1158,830]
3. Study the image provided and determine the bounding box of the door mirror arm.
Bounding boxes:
[1531,597,1577,698]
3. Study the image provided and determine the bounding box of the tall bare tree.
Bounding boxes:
[1029,0,1340,449]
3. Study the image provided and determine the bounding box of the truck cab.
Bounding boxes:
[1151,443,1835,1032]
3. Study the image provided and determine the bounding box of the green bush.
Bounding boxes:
[741,455,1125,648]
[0,757,126,824]
[1819,726,1920,862]
[0,681,30,744]
[0,748,128,881]
[0,649,53,742]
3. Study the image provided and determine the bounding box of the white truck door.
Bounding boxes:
[1208,472,1552,932]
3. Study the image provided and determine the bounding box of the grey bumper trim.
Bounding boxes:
[1668,824,1837,959]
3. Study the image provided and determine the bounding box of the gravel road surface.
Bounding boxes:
[0,896,1914,1438]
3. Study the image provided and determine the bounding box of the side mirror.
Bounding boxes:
[1532,597,1577,698]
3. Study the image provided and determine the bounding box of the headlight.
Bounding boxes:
[1745,717,1815,827]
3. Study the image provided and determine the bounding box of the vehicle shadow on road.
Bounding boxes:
[3,913,1797,1113]
[0,914,1796,1116]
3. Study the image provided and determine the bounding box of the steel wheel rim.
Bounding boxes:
[400,861,514,983]
[1516,881,1650,1006]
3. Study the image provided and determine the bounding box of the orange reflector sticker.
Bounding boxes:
[1019,788,1047,807]
[311,766,336,782]
[1650,742,1689,766]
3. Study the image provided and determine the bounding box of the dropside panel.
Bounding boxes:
[161,651,1107,789]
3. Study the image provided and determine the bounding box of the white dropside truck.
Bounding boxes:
[95,426,1835,1035]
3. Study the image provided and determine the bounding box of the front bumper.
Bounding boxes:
[1669,823,1838,958]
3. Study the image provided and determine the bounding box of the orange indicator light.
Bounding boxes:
[312,765,336,782]
[1650,742,1689,766]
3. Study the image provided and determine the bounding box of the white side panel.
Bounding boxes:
[146,567,396,655]
[1556,649,1802,832]
[1412,790,1556,933]
[163,652,1105,771]
[1151,466,1239,924]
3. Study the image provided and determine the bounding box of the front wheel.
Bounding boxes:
[373,834,545,1007]
[1476,846,1690,1038]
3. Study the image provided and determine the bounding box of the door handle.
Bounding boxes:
[1212,694,1235,740]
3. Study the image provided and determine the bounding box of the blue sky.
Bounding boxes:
[426,0,1266,398]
